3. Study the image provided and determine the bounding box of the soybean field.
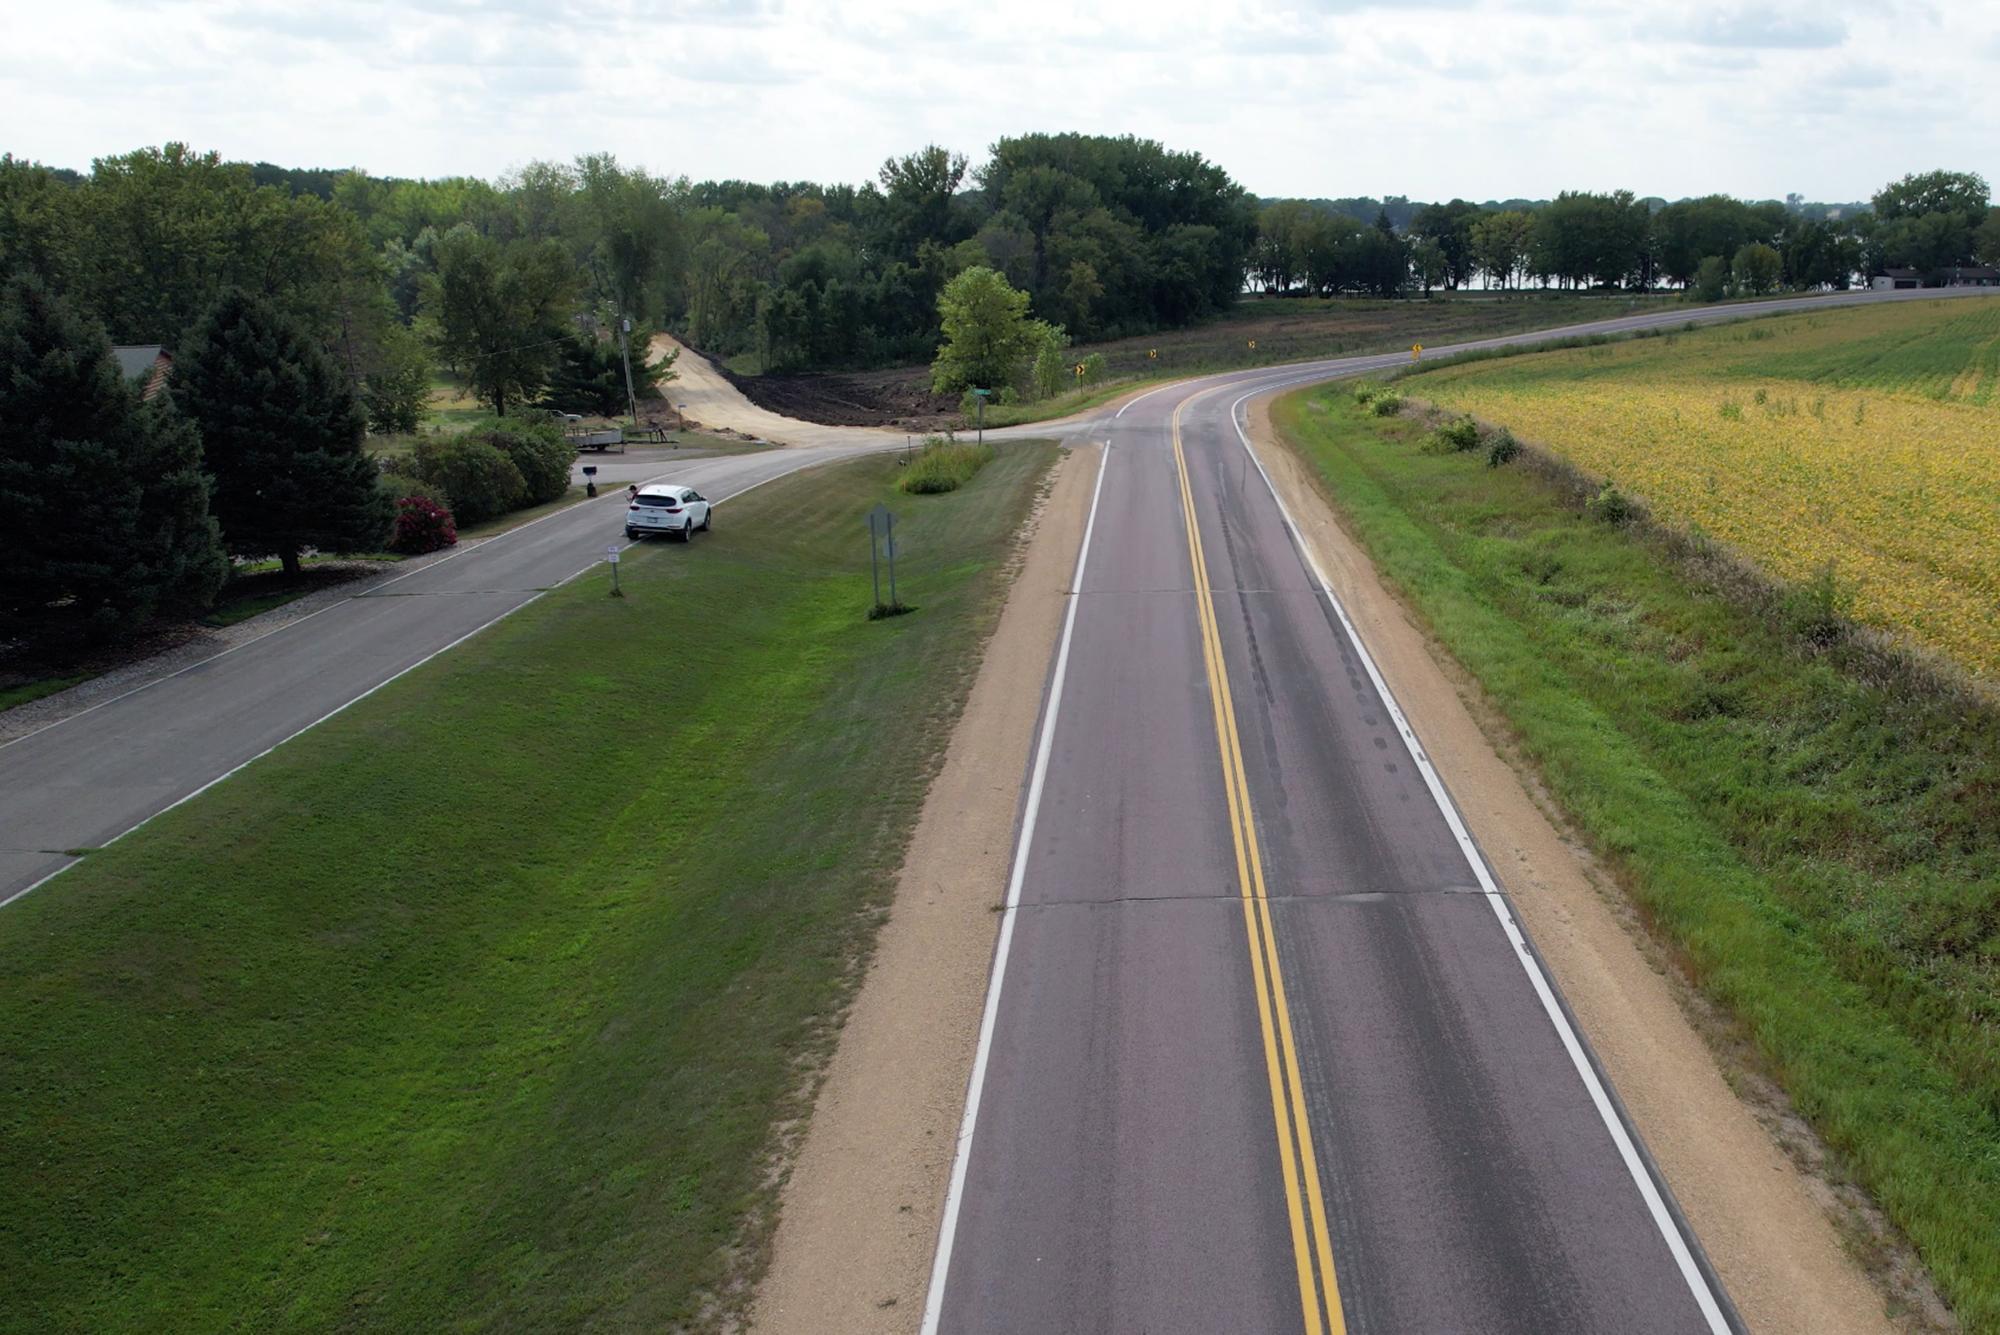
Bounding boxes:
[1408,297,2000,678]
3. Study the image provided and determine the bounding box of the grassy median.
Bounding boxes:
[1274,389,1999,1330]
[0,441,1059,1330]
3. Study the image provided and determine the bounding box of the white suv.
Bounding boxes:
[626,484,711,541]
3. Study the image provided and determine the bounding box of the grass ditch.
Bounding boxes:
[1273,388,2000,1330]
[0,440,1061,1330]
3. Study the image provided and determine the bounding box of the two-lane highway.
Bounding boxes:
[911,303,2000,1330]
[925,372,1734,1332]
[925,288,1999,1335]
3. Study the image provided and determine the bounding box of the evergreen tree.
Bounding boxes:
[173,289,390,577]
[537,327,677,417]
[0,275,226,645]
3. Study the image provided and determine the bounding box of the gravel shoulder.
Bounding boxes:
[1245,394,1915,1335]
[749,442,1100,1333]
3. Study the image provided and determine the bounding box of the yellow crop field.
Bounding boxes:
[1413,298,2000,679]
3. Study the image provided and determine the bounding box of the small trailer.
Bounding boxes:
[565,426,626,453]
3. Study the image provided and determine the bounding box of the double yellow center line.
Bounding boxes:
[1170,395,1346,1335]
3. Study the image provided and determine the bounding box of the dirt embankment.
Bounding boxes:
[715,360,960,432]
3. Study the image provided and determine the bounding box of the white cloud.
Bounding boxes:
[1666,6,1848,49]
[1,0,1995,204]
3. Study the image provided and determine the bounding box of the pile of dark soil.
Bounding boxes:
[720,363,961,431]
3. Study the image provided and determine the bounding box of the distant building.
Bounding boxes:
[1870,266,2000,291]
[110,344,173,400]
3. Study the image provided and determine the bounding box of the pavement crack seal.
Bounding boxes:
[1173,393,1346,1335]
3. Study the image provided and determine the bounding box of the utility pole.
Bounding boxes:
[618,316,639,428]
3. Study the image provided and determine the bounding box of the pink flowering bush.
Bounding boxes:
[389,495,457,554]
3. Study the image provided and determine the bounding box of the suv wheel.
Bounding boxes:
[625,528,639,541]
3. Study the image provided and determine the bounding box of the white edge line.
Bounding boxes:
[0,457,818,912]
[1223,384,1734,1334]
[919,442,1113,1335]
[1113,379,1184,418]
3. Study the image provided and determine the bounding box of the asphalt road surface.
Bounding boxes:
[923,286,2000,1334]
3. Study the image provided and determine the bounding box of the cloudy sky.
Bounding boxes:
[5,0,1995,203]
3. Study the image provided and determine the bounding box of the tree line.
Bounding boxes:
[1255,171,1997,298]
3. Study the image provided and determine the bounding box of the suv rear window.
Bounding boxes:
[635,494,681,507]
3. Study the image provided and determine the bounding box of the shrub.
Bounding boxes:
[1371,393,1404,417]
[1352,382,1379,405]
[1487,428,1521,468]
[378,472,450,511]
[1782,562,1853,647]
[481,421,575,506]
[897,438,995,495]
[388,495,458,554]
[1429,416,1480,453]
[411,435,525,526]
[1588,482,1638,525]
[1027,322,1071,401]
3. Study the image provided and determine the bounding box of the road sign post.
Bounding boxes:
[605,543,623,597]
[972,387,992,446]
[866,503,903,617]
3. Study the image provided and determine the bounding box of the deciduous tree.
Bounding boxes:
[422,225,579,416]
[1731,242,1781,295]
[931,266,1038,394]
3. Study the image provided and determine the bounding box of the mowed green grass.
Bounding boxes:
[1275,389,2000,1330]
[0,441,1059,1330]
